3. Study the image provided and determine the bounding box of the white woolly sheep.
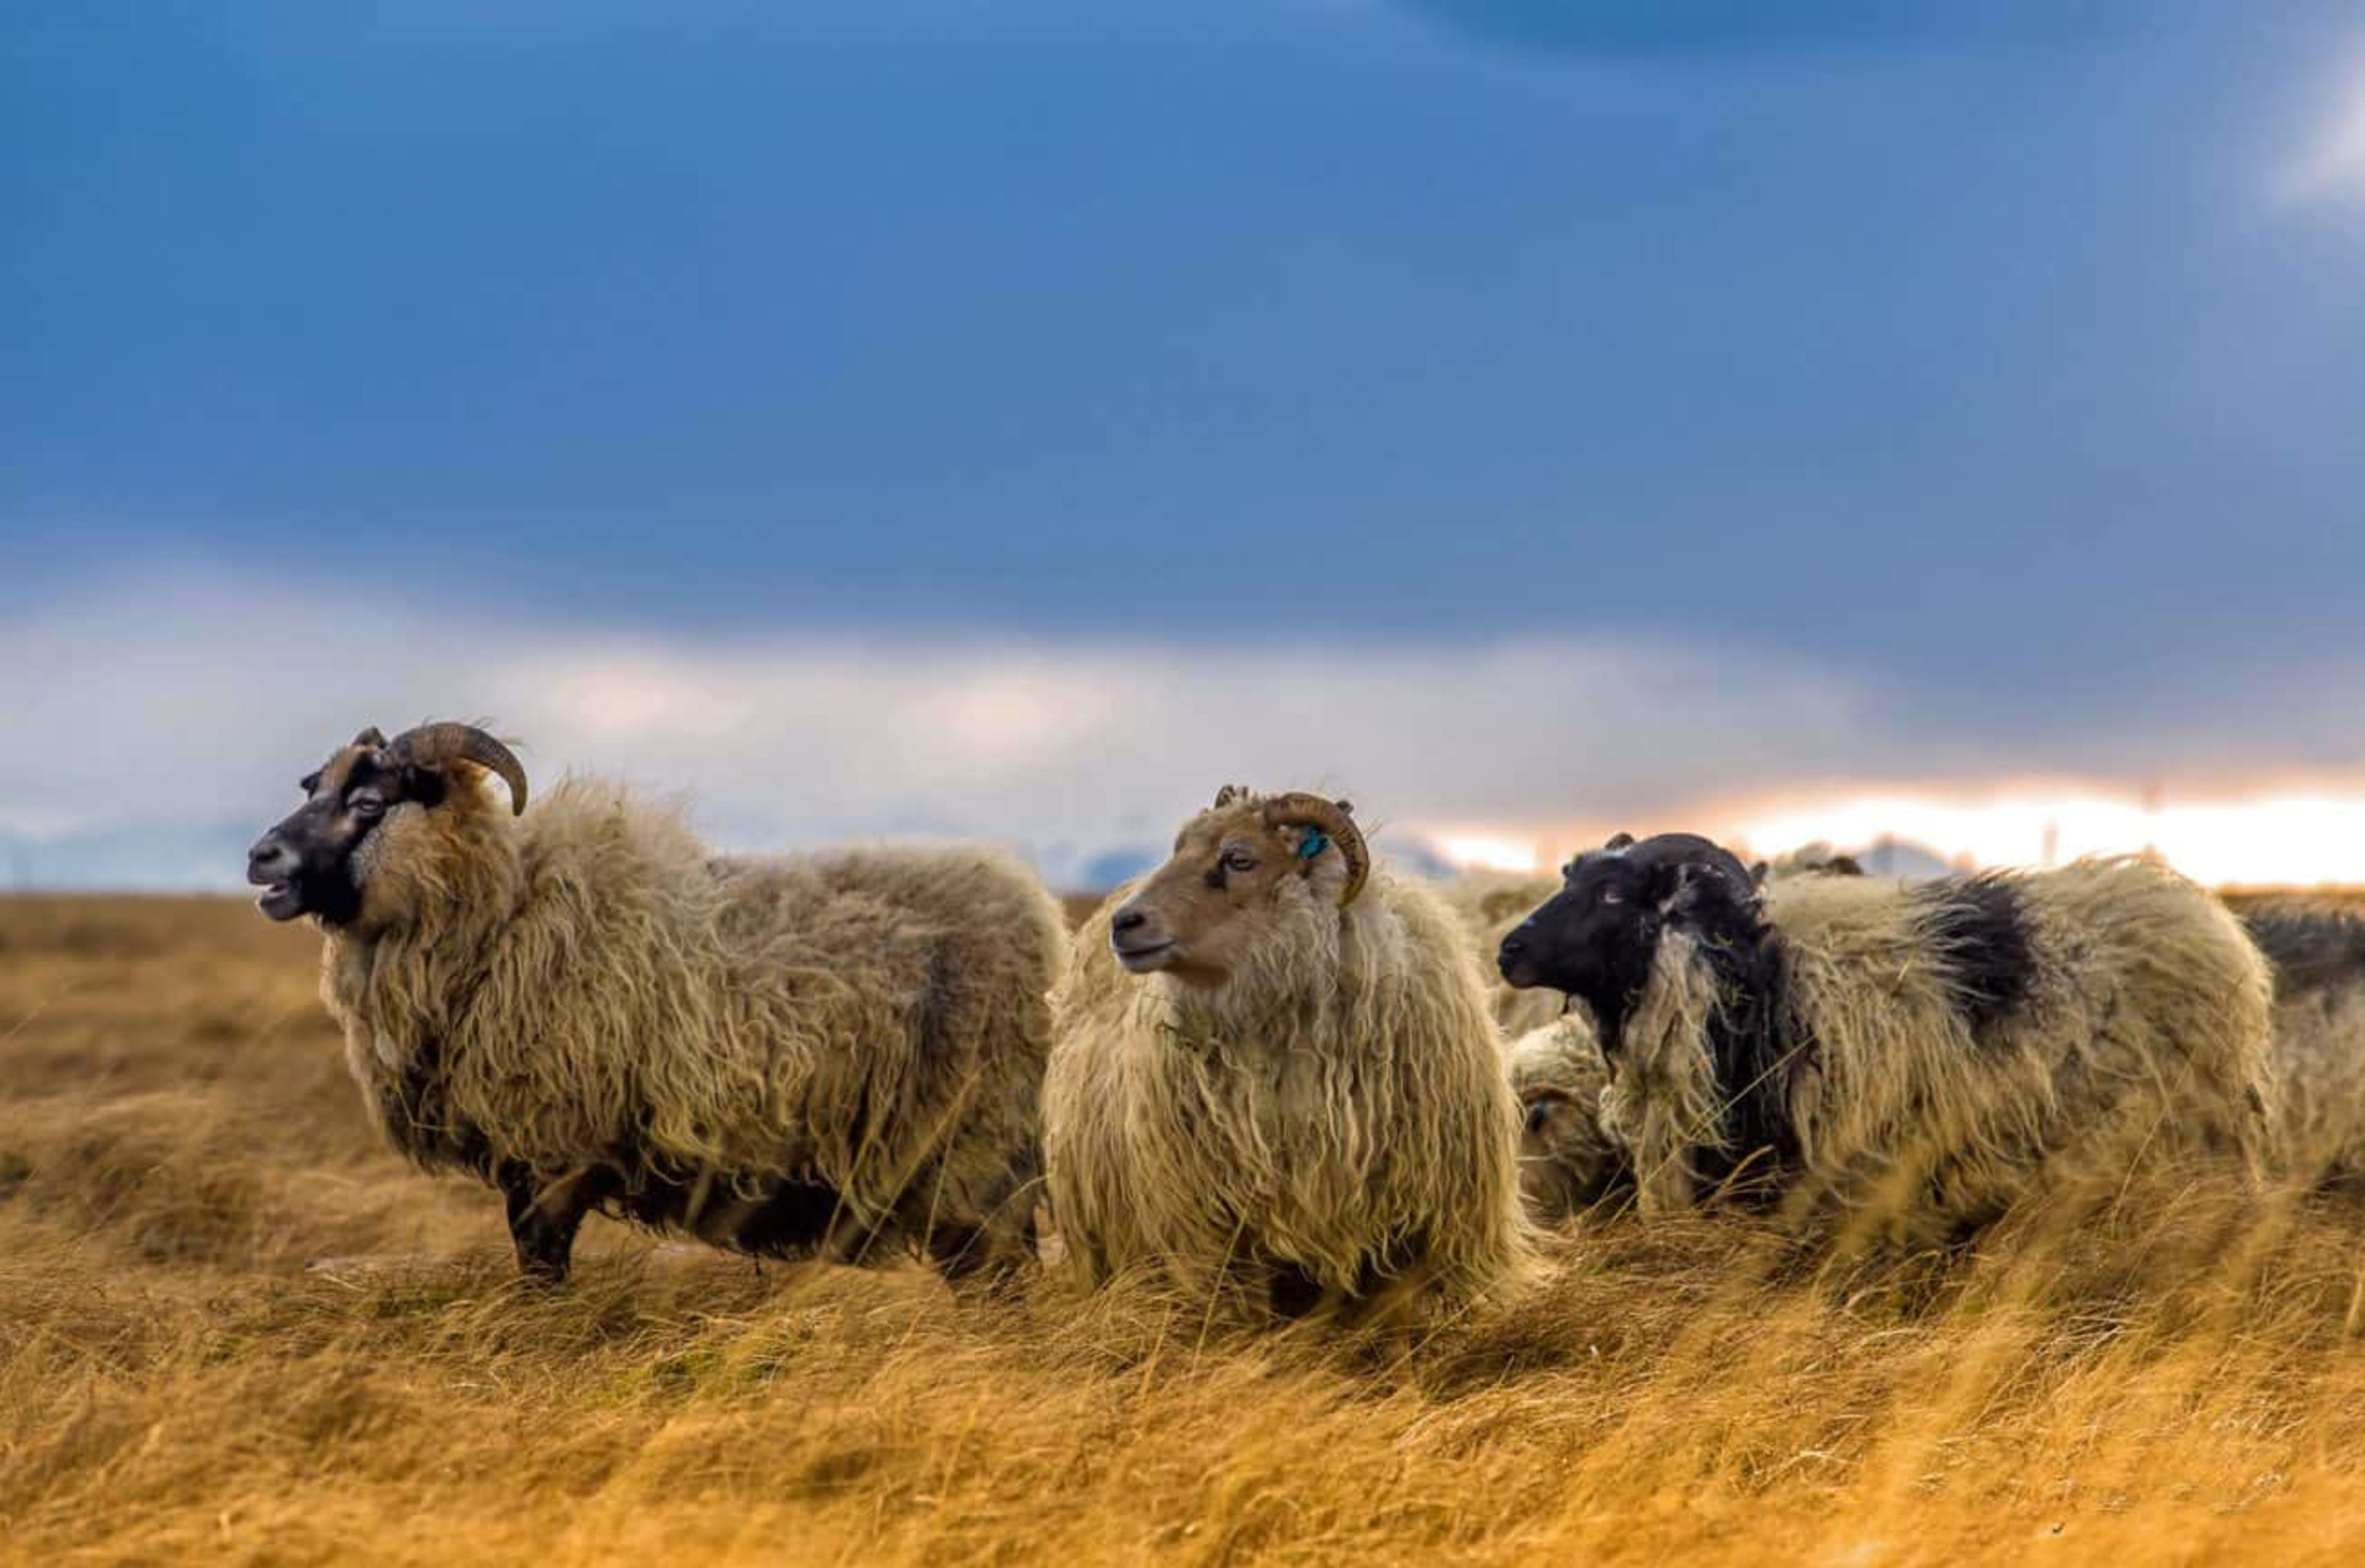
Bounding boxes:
[1043,786,1532,1324]
[1502,1013,1625,1219]
[1496,834,2274,1245]
[246,722,1068,1283]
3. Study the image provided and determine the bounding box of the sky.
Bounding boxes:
[7,2,2365,888]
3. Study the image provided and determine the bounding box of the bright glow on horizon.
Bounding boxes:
[1425,788,2365,888]
[1729,791,2365,886]
[1432,833,1546,876]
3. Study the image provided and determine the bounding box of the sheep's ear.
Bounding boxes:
[1603,831,1636,852]
[1658,860,1735,916]
[352,726,389,750]
[400,761,450,809]
[1749,860,1771,887]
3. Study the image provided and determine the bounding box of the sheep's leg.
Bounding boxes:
[499,1163,605,1285]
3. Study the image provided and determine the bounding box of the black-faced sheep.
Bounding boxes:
[2241,905,2365,1190]
[1497,834,2274,1244]
[1043,787,1531,1324]
[246,723,1067,1283]
[1450,848,1864,1225]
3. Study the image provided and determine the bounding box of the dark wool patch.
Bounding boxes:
[1912,875,2037,1038]
[1696,931,1802,1202]
[734,1179,857,1258]
[602,1162,852,1260]
[2241,905,2365,1000]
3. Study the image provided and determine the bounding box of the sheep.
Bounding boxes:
[1495,833,2274,1245]
[1042,786,1532,1324]
[2241,905,2365,1190]
[1450,847,1866,1224]
[1504,1013,1627,1219]
[246,722,1067,1284]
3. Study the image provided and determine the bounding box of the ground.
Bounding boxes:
[2,894,2363,1565]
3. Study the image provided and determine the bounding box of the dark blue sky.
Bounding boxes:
[8,2,2364,737]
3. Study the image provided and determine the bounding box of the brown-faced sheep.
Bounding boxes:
[2242,905,2365,1190]
[246,723,1067,1283]
[1043,787,1532,1324]
[1497,834,2274,1245]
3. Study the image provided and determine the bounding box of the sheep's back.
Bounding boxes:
[1755,859,2271,1234]
[442,792,1063,1199]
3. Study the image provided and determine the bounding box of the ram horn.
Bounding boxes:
[389,723,528,816]
[1260,793,1368,908]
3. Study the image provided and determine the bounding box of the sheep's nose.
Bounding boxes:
[247,835,296,885]
[1498,933,1526,959]
[1112,907,1149,937]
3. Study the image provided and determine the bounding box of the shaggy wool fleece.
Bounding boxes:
[2243,906,2365,1189]
[1604,858,2274,1247]
[318,768,1067,1267]
[1046,852,1532,1323]
[1503,1013,1623,1222]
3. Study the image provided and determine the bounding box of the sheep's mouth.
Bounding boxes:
[248,859,307,920]
[1112,938,1178,973]
[254,880,306,921]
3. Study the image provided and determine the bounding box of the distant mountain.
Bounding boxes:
[1850,838,1957,881]
[1373,836,1460,880]
[1079,847,1157,889]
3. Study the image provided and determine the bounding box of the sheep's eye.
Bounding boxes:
[1599,886,1625,905]
[1223,849,1258,873]
[349,794,386,819]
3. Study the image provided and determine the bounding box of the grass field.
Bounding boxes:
[4,894,2364,1565]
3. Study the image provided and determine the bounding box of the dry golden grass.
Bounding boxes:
[4,894,2365,1566]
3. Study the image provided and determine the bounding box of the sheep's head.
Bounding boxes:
[1495,832,1758,1040]
[246,723,527,926]
[1106,786,1368,987]
[1509,1022,1628,1219]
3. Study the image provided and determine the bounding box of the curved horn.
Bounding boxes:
[1260,793,1369,907]
[389,723,528,816]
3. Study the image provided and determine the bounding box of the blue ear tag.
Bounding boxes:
[1296,828,1329,862]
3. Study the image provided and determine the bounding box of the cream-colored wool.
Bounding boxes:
[2270,982,2365,1187]
[319,771,1068,1268]
[1604,859,2274,1245]
[1503,1013,1622,1220]
[2254,950,2365,1189]
[1045,835,1532,1322]
[1441,875,1625,1222]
